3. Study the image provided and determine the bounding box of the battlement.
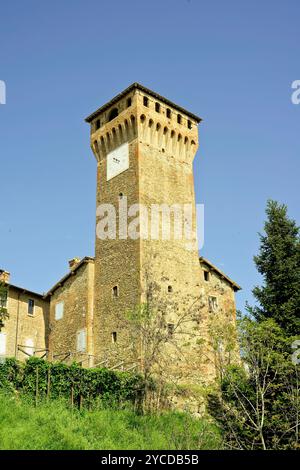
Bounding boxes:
[87,83,200,163]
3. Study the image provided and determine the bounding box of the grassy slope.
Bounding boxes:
[0,393,221,450]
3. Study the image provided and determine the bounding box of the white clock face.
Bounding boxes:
[107,143,129,181]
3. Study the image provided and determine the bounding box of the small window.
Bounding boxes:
[208,296,218,313]
[155,102,160,113]
[55,301,64,320]
[77,329,86,352]
[177,114,182,124]
[167,324,175,337]
[119,193,124,199]
[204,271,209,282]
[143,96,149,107]
[112,331,117,343]
[95,119,100,130]
[127,97,132,107]
[108,108,118,122]
[166,108,171,119]
[167,285,173,293]
[187,120,192,129]
[112,286,119,298]
[28,299,35,316]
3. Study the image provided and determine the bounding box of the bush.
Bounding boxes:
[0,357,145,409]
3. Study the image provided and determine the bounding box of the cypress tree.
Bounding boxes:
[248,200,300,336]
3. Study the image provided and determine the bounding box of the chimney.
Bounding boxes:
[0,270,10,284]
[68,258,81,270]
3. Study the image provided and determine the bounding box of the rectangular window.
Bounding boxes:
[187,119,192,129]
[77,329,87,352]
[112,331,117,343]
[166,108,171,118]
[0,333,6,356]
[155,102,160,113]
[55,301,64,320]
[112,286,119,298]
[28,299,35,315]
[204,271,209,282]
[95,119,100,130]
[208,296,218,313]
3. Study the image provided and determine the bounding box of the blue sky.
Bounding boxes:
[0,0,299,312]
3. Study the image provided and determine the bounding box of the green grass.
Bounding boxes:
[0,392,221,450]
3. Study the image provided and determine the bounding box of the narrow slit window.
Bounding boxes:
[155,102,160,113]
[112,286,119,298]
[112,331,117,343]
[167,324,175,336]
[143,96,149,107]
[166,108,171,119]
[177,114,182,124]
[127,97,132,107]
[204,271,209,282]
[28,299,35,315]
[208,296,218,313]
[95,119,101,130]
[187,120,192,129]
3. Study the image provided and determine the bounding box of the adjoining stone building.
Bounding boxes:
[0,83,241,384]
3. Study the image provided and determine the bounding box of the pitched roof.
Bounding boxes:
[45,256,94,297]
[6,283,45,299]
[85,82,202,124]
[199,256,241,291]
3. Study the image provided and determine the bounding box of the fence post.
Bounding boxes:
[47,367,51,400]
[35,366,39,407]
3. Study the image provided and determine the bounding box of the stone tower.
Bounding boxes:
[86,83,209,381]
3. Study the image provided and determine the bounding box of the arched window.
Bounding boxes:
[108,108,118,122]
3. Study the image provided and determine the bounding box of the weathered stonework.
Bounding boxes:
[47,258,94,367]
[0,283,49,360]
[0,83,241,388]
[86,83,241,383]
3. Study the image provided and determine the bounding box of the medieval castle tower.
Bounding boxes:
[0,84,240,385]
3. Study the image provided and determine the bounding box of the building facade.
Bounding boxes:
[0,83,240,384]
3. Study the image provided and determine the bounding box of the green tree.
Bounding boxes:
[248,200,300,336]
[208,318,300,450]
[0,281,8,331]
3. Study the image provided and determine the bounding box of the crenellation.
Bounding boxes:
[0,83,240,390]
